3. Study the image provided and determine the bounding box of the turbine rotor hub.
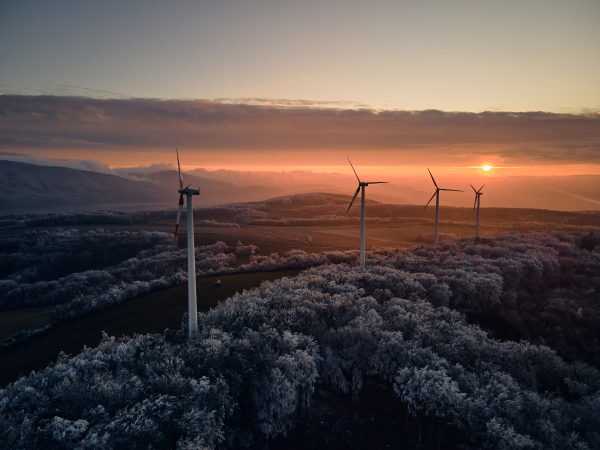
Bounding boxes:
[179,187,200,195]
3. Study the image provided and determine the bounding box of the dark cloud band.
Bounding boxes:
[1,95,599,161]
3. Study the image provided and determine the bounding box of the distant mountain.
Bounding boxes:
[0,160,173,213]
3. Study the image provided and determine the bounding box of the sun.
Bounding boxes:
[482,165,492,172]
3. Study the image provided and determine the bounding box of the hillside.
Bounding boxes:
[0,160,173,213]
[198,192,600,229]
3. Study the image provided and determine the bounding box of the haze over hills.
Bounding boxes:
[138,170,428,206]
[186,166,600,211]
[137,170,280,206]
[2,158,600,214]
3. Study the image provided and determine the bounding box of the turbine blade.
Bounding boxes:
[470,183,477,193]
[346,186,361,214]
[424,191,437,209]
[347,157,361,183]
[176,148,183,189]
[174,194,184,237]
[427,167,438,189]
[367,182,389,184]
[473,195,477,211]
[440,189,463,192]
[478,184,485,192]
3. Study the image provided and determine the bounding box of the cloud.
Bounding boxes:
[493,141,600,162]
[212,97,370,108]
[1,95,599,163]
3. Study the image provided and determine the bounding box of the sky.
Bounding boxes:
[1,0,599,188]
[2,0,599,112]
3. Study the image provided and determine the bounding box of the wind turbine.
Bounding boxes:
[424,168,463,246]
[470,184,484,238]
[174,149,200,340]
[345,157,388,268]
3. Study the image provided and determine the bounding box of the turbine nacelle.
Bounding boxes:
[178,187,200,195]
[470,183,485,195]
[174,151,200,239]
[359,181,386,187]
[470,184,485,210]
[346,157,388,213]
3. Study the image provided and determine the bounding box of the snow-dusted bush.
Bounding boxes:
[195,220,240,228]
[414,232,457,243]
[234,249,358,273]
[233,209,269,224]
[233,241,259,256]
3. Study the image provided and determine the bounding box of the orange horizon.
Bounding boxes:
[169,164,600,178]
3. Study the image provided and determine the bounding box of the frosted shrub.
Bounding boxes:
[195,219,240,228]
[233,241,258,256]
[48,417,90,444]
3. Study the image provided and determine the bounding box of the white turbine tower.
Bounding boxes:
[345,157,388,268]
[470,184,484,238]
[424,168,463,246]
[173,149,200,340]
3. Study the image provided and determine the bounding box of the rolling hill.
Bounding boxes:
[0,160,173,213]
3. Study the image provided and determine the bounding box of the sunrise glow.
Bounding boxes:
[0,1,599,210]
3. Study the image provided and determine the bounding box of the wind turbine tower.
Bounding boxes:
[470,184,484,238]
[424,168,463,245]
[174,149,200,340]
[345,157,388,267]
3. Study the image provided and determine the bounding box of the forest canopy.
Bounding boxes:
[1,231,599,449]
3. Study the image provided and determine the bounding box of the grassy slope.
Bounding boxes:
[0,306,55,341]
[0,270,301,388]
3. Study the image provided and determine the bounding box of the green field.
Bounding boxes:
[0,270,301,388]
[152,219,502,252]
[0,215,503,254]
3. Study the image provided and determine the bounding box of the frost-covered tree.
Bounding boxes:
[2,231,600,448]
